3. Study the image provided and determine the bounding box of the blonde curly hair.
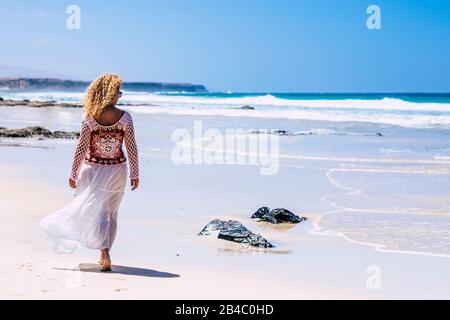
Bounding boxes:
[84,73,122,118]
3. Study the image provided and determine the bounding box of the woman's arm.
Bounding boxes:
[124,116,139,190]
[69,120,91,185]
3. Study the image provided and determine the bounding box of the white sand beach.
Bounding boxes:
[1,129,450,299]
[0,165,343,299]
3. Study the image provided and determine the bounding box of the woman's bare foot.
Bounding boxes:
[100,259,112,272]
[99,251,112,272]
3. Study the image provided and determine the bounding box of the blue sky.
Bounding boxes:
[0,0,449,92]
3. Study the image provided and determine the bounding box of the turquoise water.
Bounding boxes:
[159,92,450,104]
[3,91,450,129]
[1,90,450,257]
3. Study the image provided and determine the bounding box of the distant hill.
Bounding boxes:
[0,77,208,93]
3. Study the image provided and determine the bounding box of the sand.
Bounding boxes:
[1,162,450,300]
[0,166,338,299]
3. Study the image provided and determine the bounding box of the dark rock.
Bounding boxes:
[251,129,319,136]
[0,97,3,101]
[0,126,50,138]
[295,131,315,136]
[230,105,255,110]
[251,207,307,224]
[250,129,314,136]
[272,129,290,136]
[0,126,79,139]
[251,207,270,219]
[52,130,80,139]
[250,129,291,135]
[0,99,82,108]
[198,219,273,248]
[118,102,157,107]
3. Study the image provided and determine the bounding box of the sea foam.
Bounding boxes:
[4,92,450,128]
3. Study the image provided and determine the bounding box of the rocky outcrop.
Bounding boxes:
[229,105,256,110]
[272,130,290,136]
[251,129,315,136]
[198,219,273,248]
[251,207,307,224]
[0,126,79,139]
[0,99,82,108]
[118,102,157,107]
[0,77,208,93]
[0,98,159,108]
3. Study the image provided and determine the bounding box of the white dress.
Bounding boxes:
[39,111,139,253]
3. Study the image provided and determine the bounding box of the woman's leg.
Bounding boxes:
[102,215,115,271]
[98,164,126,272]
[99,250,105,264]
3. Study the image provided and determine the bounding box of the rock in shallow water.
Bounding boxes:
[0,97,158,108]
[251,207,307,224]
[0,126,79,139]
[198,219,273,248]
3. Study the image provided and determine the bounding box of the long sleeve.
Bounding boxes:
[69,120,91,181]
[124,117,139,179]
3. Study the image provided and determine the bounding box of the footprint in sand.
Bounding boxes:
[113,277,127,281]
[46,277,59,282]
[18,263,34,272]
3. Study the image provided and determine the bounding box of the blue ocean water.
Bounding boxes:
[1,91,450,257]
[160,92,450,104]
[3,91,450,129]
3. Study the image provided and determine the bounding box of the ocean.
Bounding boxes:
[1,91,450,257]
[3,91,450,128]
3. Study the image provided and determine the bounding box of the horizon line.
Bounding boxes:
[1,77,449,95]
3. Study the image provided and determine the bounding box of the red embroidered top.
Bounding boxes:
[70,111,139,181]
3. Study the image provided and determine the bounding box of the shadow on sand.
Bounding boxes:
[53,263,180,278]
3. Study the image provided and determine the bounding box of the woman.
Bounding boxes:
[39,73,139,272]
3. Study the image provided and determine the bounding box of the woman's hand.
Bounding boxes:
[69,178,77,189]
[131,178,139,191]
